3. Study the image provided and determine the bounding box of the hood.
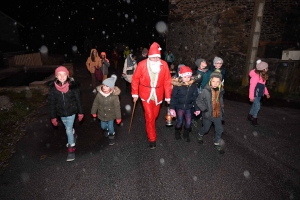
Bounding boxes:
[96,85,121,96]
[90,48,99,57]
[249,69,257,77]
[172,77,195,86]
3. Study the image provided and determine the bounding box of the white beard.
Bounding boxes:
[149,60,161,73]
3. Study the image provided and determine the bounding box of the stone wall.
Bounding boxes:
[166,0,300,94]
[167,0,299,67]
[219,49,300,95]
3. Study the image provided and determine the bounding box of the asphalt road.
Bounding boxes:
[1,62,300,200]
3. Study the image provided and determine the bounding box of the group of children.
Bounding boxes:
[48,55,270,161]
[168,57,270,154]
[48,66,121,162]
[169,59,226,154]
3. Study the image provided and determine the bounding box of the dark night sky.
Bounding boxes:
[1,0,169,55]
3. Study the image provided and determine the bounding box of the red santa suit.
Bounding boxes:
[131,42,172,146]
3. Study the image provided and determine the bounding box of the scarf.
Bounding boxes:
[54,80,69,93]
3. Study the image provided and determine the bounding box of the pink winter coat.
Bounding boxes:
[249,69,269,100]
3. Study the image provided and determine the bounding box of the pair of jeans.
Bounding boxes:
[61,114,76,145]
[176,108,192,129]
[249,96,261,118]
[100,120,115,135]
[199,117,223,144]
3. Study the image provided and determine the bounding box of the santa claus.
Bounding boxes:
[131,42,172,149]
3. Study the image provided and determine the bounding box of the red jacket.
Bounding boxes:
[131,59,172,105]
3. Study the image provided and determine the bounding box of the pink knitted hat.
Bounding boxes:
[55,66,69,77]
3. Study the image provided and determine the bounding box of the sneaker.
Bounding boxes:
[192,119,198,127]
[109,139,115,146]
[197,134,203,144]
[214,144,225,154]
[66,152,75,161]
[149,141,156,149]
[92,89,96,93]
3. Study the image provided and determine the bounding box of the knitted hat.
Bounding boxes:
[55,66,69,77]
[256,60,268,70]
[179,66,193,77]
[213,57,223,65]
[210,68,222,80]
[148,42,161,58]
[195,58,207,68]
[103,74,117,89]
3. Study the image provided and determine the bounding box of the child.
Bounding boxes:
[196,69,225,154]
[48,66,84,161]
[209,56,226,86]
[170,66,200,142]
[248,60,270,126]
[192,58,211,127]
[91,74,122,145]
[99,52,110,81]
[195,58,211,93]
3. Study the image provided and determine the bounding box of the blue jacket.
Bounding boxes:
[197,69,212,89]
[170,78,199,111]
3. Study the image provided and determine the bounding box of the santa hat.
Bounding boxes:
[103,74,117,89]
[179,66,193,77]
[55,66,69,77]
[256,59,268,70]
[148,42,161,58]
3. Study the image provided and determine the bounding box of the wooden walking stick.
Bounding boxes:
[128,100,137,133]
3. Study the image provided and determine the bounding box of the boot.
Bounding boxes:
[183,127,191,142]
[247,114,253,121]
[149,141,156,149]
[174,127,182,140]
[103,129,109,137]
[66,144,76,162]
[252,118,259,126]
[108,133,115,145]
[197,134,203,144]
[214,144,225,154]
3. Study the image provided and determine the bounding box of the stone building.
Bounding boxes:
[166,0,300,94]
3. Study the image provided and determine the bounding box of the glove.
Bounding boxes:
[116,119,122,124]
[92,114,97,118]
[170,109,176,117]
[51,118,58,126]
[194,111,200,116]
[78,114,84,122]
